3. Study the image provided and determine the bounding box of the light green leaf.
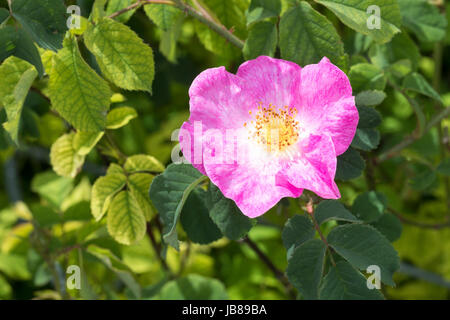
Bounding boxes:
[106,0,136,23]
[127,173,155,221]
[107,191,146,245]
[398,0,447,43]
[279,2,344,66]
[143,4,183,31]
[159,15,184,63]
[50,132,85,178]
[106,106,138,129]
[327,224,400,286]
[243,21,278,60]
[180,189,222,245]
[149,164,207,250]
[31,171,74,208]
[90,0,107,22]
[319,261,384,300]
[335,147,365,181]
[0,253,31,280]
[286,239,326,300]
[315,200,359,225]
[246,0,281,25]
[84,18,155,93]
[91,172,127,221]
[0,26,44,77]
[403,72,442,103]
[124,154,165,174]
[370,213,402,242]
[281,215,315,259]
[206,184,254,241]
[159,274,228,299]
[49,36,111,132]
[11,0,67,51]
[0,56,37,144]
[0,274,12,299]
[351,191,387,223]
[355,90,386,107]
[349,63,386,93]
[314,0,402,44]
[73,131,105,156]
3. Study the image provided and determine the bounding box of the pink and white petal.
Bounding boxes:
[298,57,357,155]
[179,121,206,175]
[282,134,340,199]
[188,66,257,129]
[236,56,302,109]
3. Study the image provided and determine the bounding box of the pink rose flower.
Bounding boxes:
[179,56,358,218]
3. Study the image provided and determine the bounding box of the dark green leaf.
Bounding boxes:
[315,200,359,226]
[206,184,254,241]
[282,215,315,258]
[370,213,402,242]
[437,159,450,176]
[357,106,382,128]
[286,239,326,300]
[243,21,278,60]
[349,63,386,93]
[327,224,400,286]
[319,261,384,300]
[335,147,365,181]
[355,90,386,107]
[352,191,387,223]
[410,168,437,191]
[0,8,9,24]
[11,0,67,51]
[403,72,442,103]
[351,128,380,151]
[246,0,281,25]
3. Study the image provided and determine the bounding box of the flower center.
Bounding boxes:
[244,103,300,153]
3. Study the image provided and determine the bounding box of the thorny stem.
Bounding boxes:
[242,236,297,299]
[107,0,245,49]
[305,199,336,267]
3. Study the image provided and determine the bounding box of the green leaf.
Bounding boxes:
[91,172,127,221]
[315,200,359,225]
[149,164,206,250]
[335,147,365,181]
[246,0,281,25]
[349,63,386,93]
[286,239,326,300]
[279,2,344,67]
[206,184,254,241]
[106,106,138,129]
[124,154,165,174]
[158,15,184,63]
[90,0,107,22]
[127,173,155,220]
[319,261,384,300]
[281,215,315,259]
[351,128,380,151]
[107,190,146,245]
[398,0,447,43]
[0,25,44,78]
[84,18,155,93]
[180,189,222,245]
[403,72,442,103]
[31,171,73,208]
[50,132,85,178]
[194,0,248,59]
[11,0,67,51]
[410,168,437,191]
[158,274,228,300]
[370,213,402,242]
[243,21,278,60]
[0,56,38,144]
[437,159,450,176]
[314,0,402,44]
[49,36,111,132]
[143,4,183,31]
[0,8,9,25]
[106,0,136,23]
[73,131,104,156]
[351,191,387,223]
[357,106,382,128]
[355,90,386,107]
[0,253,31,280]
[327,224,400,286]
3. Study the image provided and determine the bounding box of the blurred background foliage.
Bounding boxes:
[0,0,449,300]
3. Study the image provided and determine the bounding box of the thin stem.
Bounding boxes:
[107,0,176,19]
[389,207,450,230]
[376,106,450,162]
[146,221,173,277]
[242,236,297,299]
[306,199,336,267]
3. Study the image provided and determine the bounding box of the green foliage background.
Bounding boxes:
[0,0,449,300]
